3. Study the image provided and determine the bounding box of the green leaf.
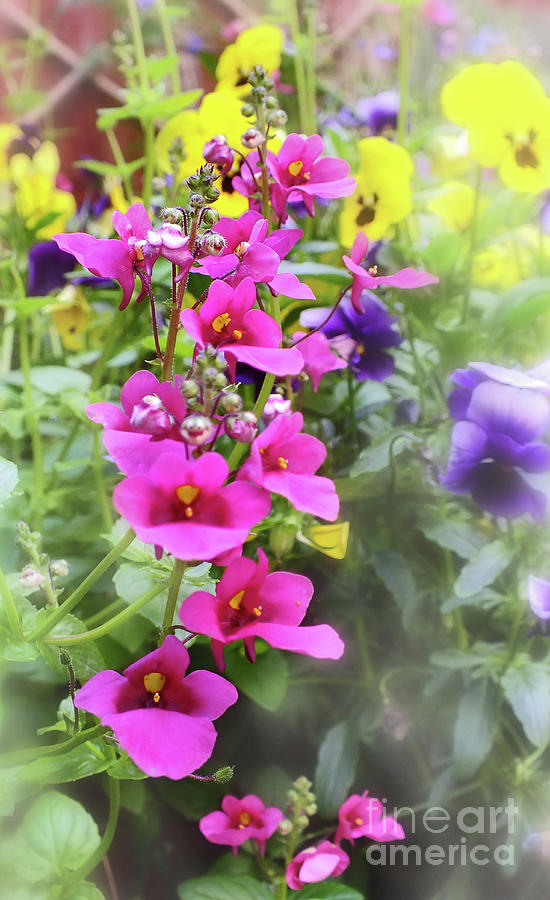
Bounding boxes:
[39,614,105,683]
[454,540,510,598]
[371,550,419,628]
[69,883,106,900]
[107,752,148,780]
[0,791,99,884]
[9,742,110,793]
[3,366,91,395]
[0,456,18,505]
[178,875,273,900]
[314,721,359,818]
[453,679,499,776]
[351,433,415,477]
[419,520,483,560]
[277,262,349,284]
[292,884,364,899]
[75,157,146,179]
[501,661,550,747]
[224,646,288,711]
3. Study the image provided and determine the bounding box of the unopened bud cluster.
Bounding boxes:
[16,521,68,605]
[240,65,288,150]
[278,775,318,837]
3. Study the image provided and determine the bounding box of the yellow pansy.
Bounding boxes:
[215,25,284,97]
[442,62,550,194]
[0,123,22,183]
[298,522,350,560]
[50,286,91,351]
[428,129,472,178]
[10,142,76,239]
[427,181,478,231]
[472,226,548,289]
[340,137,413,245]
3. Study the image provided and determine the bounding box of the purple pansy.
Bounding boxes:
[300,294,403,382]
[74,636,238,779]
[356,90,399,135]
[27,242,76,296]
[528,575,550,620]
[441,380,550,521]
[448,361,550,421]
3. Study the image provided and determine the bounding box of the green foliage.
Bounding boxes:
[314,722,359,818]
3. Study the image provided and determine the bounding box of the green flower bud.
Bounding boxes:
[269,524,297,559]
[278,818,293,836]
[268,109,288,128]
[201,207,221,227]
[305,803,317,816]
[219,392,243,414]
[180,380,200,400]
[296,815,309,829]
[203,186,221,203]
[214,765,235,784]
[240,103,255,118]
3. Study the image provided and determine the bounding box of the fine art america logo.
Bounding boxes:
[366,799,518,867]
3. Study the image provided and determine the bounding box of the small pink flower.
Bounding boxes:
[180,277,303,380]
[179,548,344,670]
[203,135,235,174]
[263,393,292,423]
[54,202,157,310]
[292,330,347,391]
[234,134,356,222]
[146,223,192,268]
[238,412,339,520]
[113,446,271,561]
[199,794,283,856]
[197,211,314,300]
[335,791,405,846]
[343,232,439,313]
[286,841,350,890]
[74,636,238,779]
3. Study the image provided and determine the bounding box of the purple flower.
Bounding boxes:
[74,636,238,779]
[356,91,399,135]
[441,381,550,521]
[528,575,550,620]
[27,242,76,296]
[448,361,550,421]
[300,294,403,382]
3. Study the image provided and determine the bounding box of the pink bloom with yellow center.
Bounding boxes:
[113,446,271,561]
[343,232,439,314]
[74,636,238,779]
[335,791,405,846]
[179,548,344,670]
[196,210,314,299]
[286,841,350,890]
[180,277,303,379]
[292,330,347,391]
[237,412,339,521]
[199,794,283,856]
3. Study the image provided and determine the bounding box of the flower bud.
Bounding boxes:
[265,96,278,109]
[268,109,288,128]
[180,415,214,445]
[213,373,228,390]
[225,412,257,443]
[200,232,227,256]
[214,765,234,784]
[203,186,221,202]
[278,818,293,836]
[294,776,312,791]
[50,559,69,577]
[218,392,243,414]
[20,566,45,589]
[296,815,309,829]
[179,380,200,400]
[263,393,292,423]
[201,207,221,227]
[240,103,255,118]
[130,395,173,436]
[269,523,296,558]
[241,128,265,150]
[160,207,184,225]
[203,135,234,174]
[189,192,206,209]
[200,366,223,389]
[186,174,201,190]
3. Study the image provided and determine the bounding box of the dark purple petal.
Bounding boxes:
[27,242,76,296]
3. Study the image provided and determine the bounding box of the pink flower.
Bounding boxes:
[179,548,344,670]
[203,135,234,174]
[196,211,314,300]
[238,412,339,520]
[180,277,303,379]
[113,446,271,561]
[146,223,192,268]
[292,331,347,391]
[335,791,405,846]
[286,841,350,890]
[343,232,439,313]
[74,636,238,779]
[199,794,283,855]
[54,202,157,310]
[263,393,292,423]
[234,134,356,222]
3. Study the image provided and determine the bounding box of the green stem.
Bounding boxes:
[397,4,412,146]
[93,431,114,531]
[155,0,181,93]
[25,528,135,642]
[405,313,425,419]
[20,316,44,530]
[43,581,165,645]
[84,597,125,629]
[0,307,16,374]
[347,367,358,448]
[161,559,186,637]
[461,163,483,324]
[163,223,198,380]
[106,128,133,202]
[67,776,120,885]
[0,724,107,767]
[0,565,24,640]
[127,0,149,90]
[142,119,155,209]
[304,1,317,133]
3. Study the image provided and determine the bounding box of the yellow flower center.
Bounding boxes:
[506,130,539,169]
[232,329,243,340]
[143,672,166,703]
[288,160,303,177]
[229,589,245,610]
[176,484,200,519]
[212,312,232,332]
[238,811,251,828]
[252,606,262,617]
[356,343,365,355]
[277,456,289,469]
[355,817,363,826]
[235,241,250,260]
